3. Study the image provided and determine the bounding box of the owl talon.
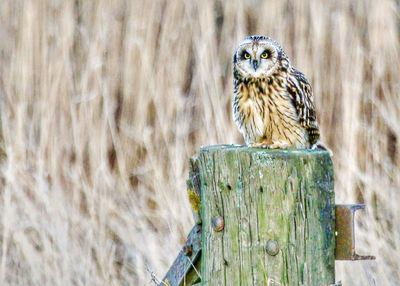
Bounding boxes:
[249,141,290,149]
[268,141,290,149]
[249,142,268,148]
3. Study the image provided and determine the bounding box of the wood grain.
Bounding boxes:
[197,145,335,286]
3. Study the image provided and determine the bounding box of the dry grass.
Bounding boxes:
[0,0,399,285]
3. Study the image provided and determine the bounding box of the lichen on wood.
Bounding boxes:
[197,145,335,286]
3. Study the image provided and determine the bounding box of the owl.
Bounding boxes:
[232,35,324,149]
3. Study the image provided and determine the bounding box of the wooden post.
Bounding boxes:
[197,145,335,286]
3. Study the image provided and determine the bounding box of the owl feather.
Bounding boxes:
[232,35,324,149]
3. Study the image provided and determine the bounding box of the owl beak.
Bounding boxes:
[252,60,259,71]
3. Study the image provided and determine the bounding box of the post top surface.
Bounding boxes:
[200,144,331,158]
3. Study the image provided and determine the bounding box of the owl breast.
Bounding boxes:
[233,78,309,148]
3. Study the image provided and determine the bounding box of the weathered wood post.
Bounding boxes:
[161,145,375,286]
[197,145,335,285]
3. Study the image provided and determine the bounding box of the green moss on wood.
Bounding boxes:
[198,145,335,286]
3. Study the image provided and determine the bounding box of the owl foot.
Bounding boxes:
[268,140,290,149]
[249,140,290,149]
[249,142,270,148]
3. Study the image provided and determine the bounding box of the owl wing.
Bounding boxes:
[287,68,320,145]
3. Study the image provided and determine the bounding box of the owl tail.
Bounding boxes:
[311,141,333,157]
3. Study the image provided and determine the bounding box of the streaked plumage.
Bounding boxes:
[232,35,322,149]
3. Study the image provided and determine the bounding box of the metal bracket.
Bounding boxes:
[160,224,202,286]
[335,204,375,260]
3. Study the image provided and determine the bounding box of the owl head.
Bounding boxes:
[233,35,288,80]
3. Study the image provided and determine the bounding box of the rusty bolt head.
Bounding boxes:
[182,244,193,256]
[265,239,279,256]
[211,216,224,232]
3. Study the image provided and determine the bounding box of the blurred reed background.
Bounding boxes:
[0,0,399,285]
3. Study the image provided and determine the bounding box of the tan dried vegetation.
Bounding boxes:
[0,0,398,285]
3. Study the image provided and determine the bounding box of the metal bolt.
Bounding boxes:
[182,244,193,256]
[265,239,279,256]
[211,216,224,232]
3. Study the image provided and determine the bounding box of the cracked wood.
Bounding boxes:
[197,145,335,286]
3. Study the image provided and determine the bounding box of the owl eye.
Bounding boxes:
[242,52,251,60]
[260,51,269,59]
